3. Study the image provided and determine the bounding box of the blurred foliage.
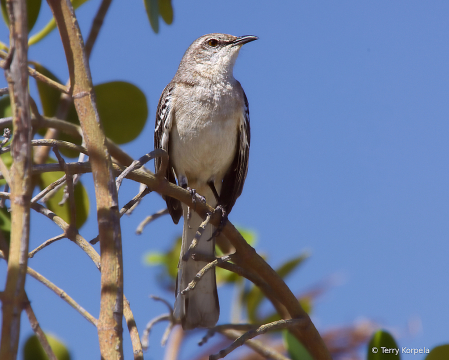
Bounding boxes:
[368,330,400,360]
[0,94,11,118]
[1,0,41,33]
[38,158,89,229]
[28,0,90,46]
[425,345,449,360]
[0,206,11,245]
[23,333,71,360]
[95,81,148,144]
[143,0,173,33]
[283,330,313,360]
[245,252,309,323]
[31,63,149,156]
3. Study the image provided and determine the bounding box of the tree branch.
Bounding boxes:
[46,0,124,357]
[0,0,33,358]
[0,115,135,166]
[0,51,70,94]
[136,208,168,235]
[27,266,98,326]
[28,201,143,359]
[24,293,58,360]
[210,319,305,360]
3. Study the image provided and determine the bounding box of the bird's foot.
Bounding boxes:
[187,187,206,205]
[207,205,227,241]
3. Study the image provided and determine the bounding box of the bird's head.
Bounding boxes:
[176,33,258,82]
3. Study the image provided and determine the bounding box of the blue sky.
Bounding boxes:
[1,1,448,359]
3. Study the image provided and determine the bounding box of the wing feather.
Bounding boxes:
[154,85,182,224]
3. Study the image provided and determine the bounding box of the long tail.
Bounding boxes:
[174,188,220,329]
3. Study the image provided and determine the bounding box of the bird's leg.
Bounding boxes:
[207,181,228,241]
[179,175,205,224]
[179,175,206,206]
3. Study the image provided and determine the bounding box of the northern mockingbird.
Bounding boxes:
[154,33,257,329]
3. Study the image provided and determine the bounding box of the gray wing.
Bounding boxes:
[220,89,251,214]
[155,84,182,224]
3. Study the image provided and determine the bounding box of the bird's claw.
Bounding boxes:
[187,187,206,204]
[207,205,227,241]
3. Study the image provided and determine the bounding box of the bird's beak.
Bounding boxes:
[232,35,258,46]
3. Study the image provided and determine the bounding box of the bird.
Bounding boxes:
[154,33,257,329]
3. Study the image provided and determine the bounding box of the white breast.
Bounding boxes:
[170,82,242,189]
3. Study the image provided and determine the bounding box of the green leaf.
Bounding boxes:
[95,81,148,144]
[0,95,11,118]
[39,158,89,229]
[143,236,181,280]
[425,345,449,360]
[28,0,89,46]
[143,0,159,33]
[23,333,71,360]
[0,206,11,246]
[158,0,173,25]
[1,0,42,33]
[32,63,63,118]
[58,104,82,158]
[368,329,400,360]
[236,227,257,246]
[245,251,307,322]
[216,265,240,284]
[283,330,313,360]
[31,63,82,157]
[276,252,309,279]
[0,150,12,187]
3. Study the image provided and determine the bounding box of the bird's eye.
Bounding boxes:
[208,39,219,47]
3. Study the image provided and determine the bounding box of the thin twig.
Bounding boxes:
[141,296,177,349]
[24,293,58,360]
[0,51,69,94]
[210,319,305,360]
[31,174,66,203]
[163,326,184,360]
[182,212,212,261]
[0,128,12,186]
[59,142,87,206]
[136,208,169,234]
[181,255,232,295]
[116,150,163,192]
[29,95,45,124]
[0,115,136,167]
[90,186,151,245]
[0,138,89,156]
[28,233,66,258]
[0,183,8,207]
[220,329,291,360]
[0,251,97,326]
[199,324,257,346]
[84,0,112,59]
[150,295,174,314]
[53,146,76,225]
[28,201,143,358]
[26,266,97,326]
[126,183,147,215]
[141,314,171,350]
[120,186,151,217]
[0,128,11,147]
